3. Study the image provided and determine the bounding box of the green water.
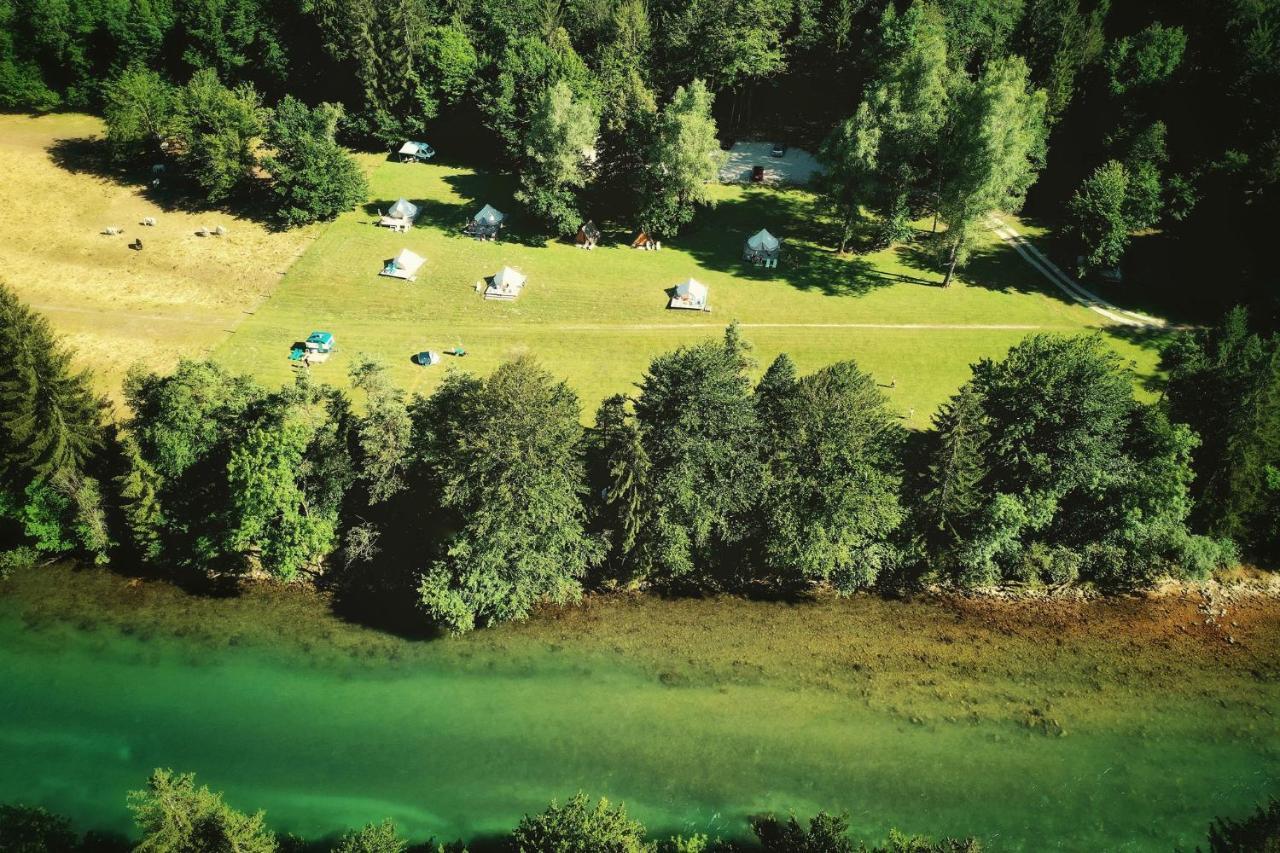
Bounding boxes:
[0,585,1276,852]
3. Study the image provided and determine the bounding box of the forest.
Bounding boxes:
[1,0,1276,316]
[1,281,1276,632]
[0,769,1275,852]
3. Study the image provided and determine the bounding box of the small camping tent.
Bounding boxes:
[305,331,334,353]
[380,198,420,231]
[576,220,601,248]
[744,228,781,266]
[632,230,658,250]
[290,331,335,364]
[398,141,435,163]
[484,266,527,300]
[669,278,709,311]
[380,248,426,280]
[467,204,505,239]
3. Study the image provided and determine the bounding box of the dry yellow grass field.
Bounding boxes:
[0,113,321,404]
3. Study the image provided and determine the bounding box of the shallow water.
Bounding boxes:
[0,569,1276,850]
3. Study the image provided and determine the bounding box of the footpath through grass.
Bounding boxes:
[202,158,1163,424]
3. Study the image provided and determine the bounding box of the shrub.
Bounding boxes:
[0,546,39,579]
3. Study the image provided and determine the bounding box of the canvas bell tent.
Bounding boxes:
[744,228,781,266]
[484,266,527,300]
[576,220,601,248]
[379,198,420,231]
[631,230,657,250]
[466,204,505,239]
[380,248,426,280]
[668,278,709,311]
[398,141,435,163]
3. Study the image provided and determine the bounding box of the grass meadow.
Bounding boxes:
[0,114,1168,425]
[0,114,324,404]
[215,157,1167,424]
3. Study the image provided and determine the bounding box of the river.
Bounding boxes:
[0,565,1276,850]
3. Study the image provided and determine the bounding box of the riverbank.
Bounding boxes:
[7,563,1280,727]
[2,562,1277,850]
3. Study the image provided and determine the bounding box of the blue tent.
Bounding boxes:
[305,331,335,352]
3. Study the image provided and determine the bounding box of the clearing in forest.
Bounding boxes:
[0,115,1165,423]
[214,157,1166,424]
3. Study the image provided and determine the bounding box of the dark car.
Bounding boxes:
[770,142,787,158]
[751,164,766,182]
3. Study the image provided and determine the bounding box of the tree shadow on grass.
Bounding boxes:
[47,135,282,228]
[680,188,939,297]
[1100,324,1176,395]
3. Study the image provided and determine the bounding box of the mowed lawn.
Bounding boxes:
[216,158,1165,425]
[0,114,321,404]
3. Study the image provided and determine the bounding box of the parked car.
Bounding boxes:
[770,142,787,158]
[751,164,766,183]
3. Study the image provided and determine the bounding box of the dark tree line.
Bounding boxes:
[4,286,1275,633]
[4,0,1275,312]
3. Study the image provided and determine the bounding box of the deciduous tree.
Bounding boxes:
[413,358,599,632]
[263,95,367,226]
[129,769,275,853]
[511,794,647,853]
[629,326,761,585]
[639,79,724,238]
[757,360,905,590]
[936,57,1047,286]
[515,80,600,235]
[170,68,267,202]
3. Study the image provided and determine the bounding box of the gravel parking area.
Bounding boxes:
[719,141,822,186]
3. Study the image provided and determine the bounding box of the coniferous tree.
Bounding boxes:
[0,284,108,561]
[591,394,650,581]
[116,435,165,563]
[348,356,411,505]
[920,383,989,573]
[0,284,104,481]
[1164,308,1280,562]
[754,352,799,454]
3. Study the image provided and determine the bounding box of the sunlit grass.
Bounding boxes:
[215,159,1165,425]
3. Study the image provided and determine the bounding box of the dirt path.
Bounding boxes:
[987,214,1168,328]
